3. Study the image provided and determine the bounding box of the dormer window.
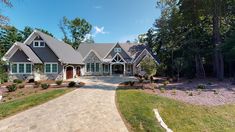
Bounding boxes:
[33,40,45,47]
[114,48,121,53]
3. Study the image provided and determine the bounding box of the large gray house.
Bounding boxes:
[2,30,159,81]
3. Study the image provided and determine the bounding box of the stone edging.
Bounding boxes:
[153,109,173,132]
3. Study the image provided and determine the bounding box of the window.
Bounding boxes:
[96,63,99,72]
[86,63,90,72]
[33,40,45,47]
[11,64,17,73]
[26,64,32,73]
[19,64,25,73]
[86,63,100,73]
[91,63,95,72]
[40,41,45,47]
[104,65,109,73]
[44,63,58,74]
[114,48,121,53]
[45,64,51,73]
[52,64,58,73]
[11,63,32,74]
[34,41,39,47]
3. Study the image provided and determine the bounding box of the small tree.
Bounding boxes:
[173,57,185,81]
[140,56,157,79]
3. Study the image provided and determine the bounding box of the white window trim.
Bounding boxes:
[44,63,58,74]
[10,62,33,74]
[33,40,45,48]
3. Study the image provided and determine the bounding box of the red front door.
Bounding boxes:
[66,67,73,79]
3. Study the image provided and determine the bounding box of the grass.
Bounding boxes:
[0,89,73,119]
[116,88,235,132]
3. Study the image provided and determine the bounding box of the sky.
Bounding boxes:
[1,0,160,43]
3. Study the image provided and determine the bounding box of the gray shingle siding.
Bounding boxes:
[9,50,30,62]
[29,42,59,63]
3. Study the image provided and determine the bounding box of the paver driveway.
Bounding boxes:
[0,76,136,132]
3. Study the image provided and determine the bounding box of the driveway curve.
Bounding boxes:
[0,76,136,132]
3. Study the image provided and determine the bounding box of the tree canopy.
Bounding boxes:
[141,0,235,80]
[59,16,92,49]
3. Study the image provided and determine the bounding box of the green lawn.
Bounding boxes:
[0,89,73,119]
[116,88,235,132]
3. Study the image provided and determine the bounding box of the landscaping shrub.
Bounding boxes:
[213,89,219,94]
[0,71,8,84]
[28,79,35,83]
[138,76,143,83]
[134,74,139,77]
[163,81,169,86]
[144,75,148,80]
[34,81,41,88]
[41,83,50,89]
[130,81,135,86]
[18,84,25,89]
[7,84,17,92]
[13,79,23,84]
[197,84,206,89]
[56,80,63,86]
[68,81,76,87]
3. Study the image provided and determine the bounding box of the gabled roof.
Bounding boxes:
[78,43,160,64]
[3,42,42,63]
[78,43,114,58]
[24,30,83,64]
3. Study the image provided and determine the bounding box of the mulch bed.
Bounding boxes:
[120,78,235,106]
[0,80,85,103]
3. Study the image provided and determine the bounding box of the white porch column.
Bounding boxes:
[123,63,126,76]
[73,66,76,78]
[63,66,66,80]
[110,64,112,76]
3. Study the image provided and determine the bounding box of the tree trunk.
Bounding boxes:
[195,54,206,78]
[212,7,224,81]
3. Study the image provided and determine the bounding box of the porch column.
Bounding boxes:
[63,66,66,80]
[123,63,126,76]
[110,64,112,76]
